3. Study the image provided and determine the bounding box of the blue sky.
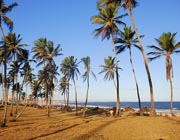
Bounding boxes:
[2,0,180,102]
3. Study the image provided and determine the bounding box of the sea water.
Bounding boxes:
[67,101,180,114]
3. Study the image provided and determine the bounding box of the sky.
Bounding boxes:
[1,0,180,102]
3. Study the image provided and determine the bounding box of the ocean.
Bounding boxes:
[62,101,180,114]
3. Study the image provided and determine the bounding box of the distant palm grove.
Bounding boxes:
[0,0,180,127]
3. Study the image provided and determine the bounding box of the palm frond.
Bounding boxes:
[133,44,141,51]
[173,50,180,54]
[116,45,126,54]
[148,55,161,62]
[2,16,13,31]
[147,45,163,52]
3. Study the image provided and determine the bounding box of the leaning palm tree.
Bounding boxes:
[91,3,126,116]
[122,0,155,116]
[60,56,81,115]
[115,26,142,112]
[147,32,180,115]
[0,0,18,39]
[81,56,96,117]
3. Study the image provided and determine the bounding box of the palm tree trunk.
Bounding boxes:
[1,61,8,127]
[112,34,120,117]
[73,79,78,115]
[0,25,5,41]
[128,9,155,116]
[67,82,70,107]
[169,76,173,115]
[129,48,141,111]
[83,77,89,118]
[15,92,18,114]
[10,82,15,116]
[46,88,50,117]
[10,103,28,122]
[1,67,5,105]
[64,93,66,106]
[0,25,6,105]
[1,83,5,105]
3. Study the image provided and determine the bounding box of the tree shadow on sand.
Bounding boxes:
[73,117,127,140]
[26,124,80,140]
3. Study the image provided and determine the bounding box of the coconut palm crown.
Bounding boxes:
[147,32,180,80]
[91,4,127,40]
[0,0,18,39]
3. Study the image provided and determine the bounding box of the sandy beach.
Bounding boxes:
[0,105,180,140]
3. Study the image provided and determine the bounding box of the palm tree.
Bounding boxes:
[81,56,96,117]
[147,32,180,115]
[0,0,18,40]
[122,0,155,116]
[60,56,81,115]
[99,56,117,87]
[115,26,142,112]
[59,76,69,107]
[98,0,156,116]
[32,38,62,116]
[8,61,20,116]
[91,3,126,116]
[32,80,41,106]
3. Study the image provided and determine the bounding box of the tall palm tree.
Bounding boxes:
[32,38,62,116]
[91,3,126,116]
[81,56,96,117]
[0,0,18,40]
[122,0,155,116]
[60,56,81,115]
[147,32,180,115]
[98,0,156,116]
[115,26,142,112]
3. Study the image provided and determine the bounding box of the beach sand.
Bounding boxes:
[0,105,180,140]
